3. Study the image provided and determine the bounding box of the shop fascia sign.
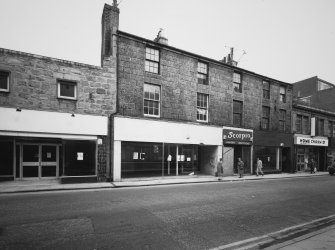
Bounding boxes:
[294,136,328,147]
[223,128,253,145]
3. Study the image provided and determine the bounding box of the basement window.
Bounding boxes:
[58,80,77,100]
[0,70,10,92]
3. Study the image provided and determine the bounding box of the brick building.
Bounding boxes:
[102,3,294,181]
[293,76,335,113]
[292,100,335,172]
[0,48,117,182]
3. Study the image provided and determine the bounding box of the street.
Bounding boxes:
[1,175,335,250]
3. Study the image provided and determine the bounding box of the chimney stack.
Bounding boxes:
[154,28,168,45]
[101,1,120,64]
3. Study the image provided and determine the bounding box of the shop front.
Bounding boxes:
[113,116,223,181]
[327,138,335,168]
[253,131,293,173]
[222,127,253,175]
[294,135,328,172]
[0,107,108,182]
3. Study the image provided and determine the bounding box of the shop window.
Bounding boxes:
[302,116,309,134]
[63,140,96,176]
[197,61,208,85]
[233,72,242,92]
[143,83,160,117]
[0,70,10,92]
[121,142,163,178]
[0,141,13,175]
[254,146,279,171]
[233,100,243,126]
[262,80,270,99]
[296,114,302,133]
[145,47,160,74]
[58,80,77,100]
[262,106,270,130]
[197,93,208,122]
[280,86,286,103]
[279,109,286,132]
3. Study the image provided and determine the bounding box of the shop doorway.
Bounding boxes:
[163,144,198,176]
[18,144,59,179]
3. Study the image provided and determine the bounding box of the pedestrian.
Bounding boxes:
[217,158,223,180]
[256,157,264,176]
[310,158,316,174]
[237,157,244,178]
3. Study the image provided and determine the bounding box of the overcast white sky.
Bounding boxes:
[1,0,335,84]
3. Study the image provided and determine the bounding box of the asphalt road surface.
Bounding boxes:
[1,175,335,250]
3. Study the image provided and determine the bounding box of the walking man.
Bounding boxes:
[256,157,264,176]
[237,157,244,178]
[217,158,223,180]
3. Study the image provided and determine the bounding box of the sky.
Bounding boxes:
[1,0,335,84]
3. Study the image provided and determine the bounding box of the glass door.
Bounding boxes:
[41,145,58,177]
[20,144,59,179]
[22,145,39,178]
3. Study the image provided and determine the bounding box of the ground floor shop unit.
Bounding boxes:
[253,130,293,173]
[294,135,328,172]
[113,116,223,181]
[222,126,253,175]
[326,138,335,168]
[0,107,108,182]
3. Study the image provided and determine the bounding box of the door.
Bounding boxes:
[20,144,59,179]
[41,145,58,177]
[179,145,194,175]
[296,153,305,171]
[22,145,39,178]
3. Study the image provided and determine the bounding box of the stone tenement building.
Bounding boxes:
[0,48,117,182]
[0,2,294,183]
[102,3,293,181]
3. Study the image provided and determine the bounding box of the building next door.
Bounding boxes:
[19,144,59,179]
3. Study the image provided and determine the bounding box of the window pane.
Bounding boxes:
[280,86,286,94]
[233,113,241,126]
[197,62,207,74]
[0,71,9,90]
[233,101,241,113]
[233,72,241,83]
[234,82,241,92]
[59,81,76,98]
[263,81,269,90]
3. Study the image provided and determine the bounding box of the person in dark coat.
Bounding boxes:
[237,157,244,178]
[217,158,223,180]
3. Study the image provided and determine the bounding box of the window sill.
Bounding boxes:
[57,96,77,101]
[144,114,160,118]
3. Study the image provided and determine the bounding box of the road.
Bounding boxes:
[1,175,335,250]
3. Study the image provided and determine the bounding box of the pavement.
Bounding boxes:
[0,171,329,194]
[1,171,334,250]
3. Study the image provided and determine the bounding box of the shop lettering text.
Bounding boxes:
[295,136,328,147]
[223,129,253,143]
